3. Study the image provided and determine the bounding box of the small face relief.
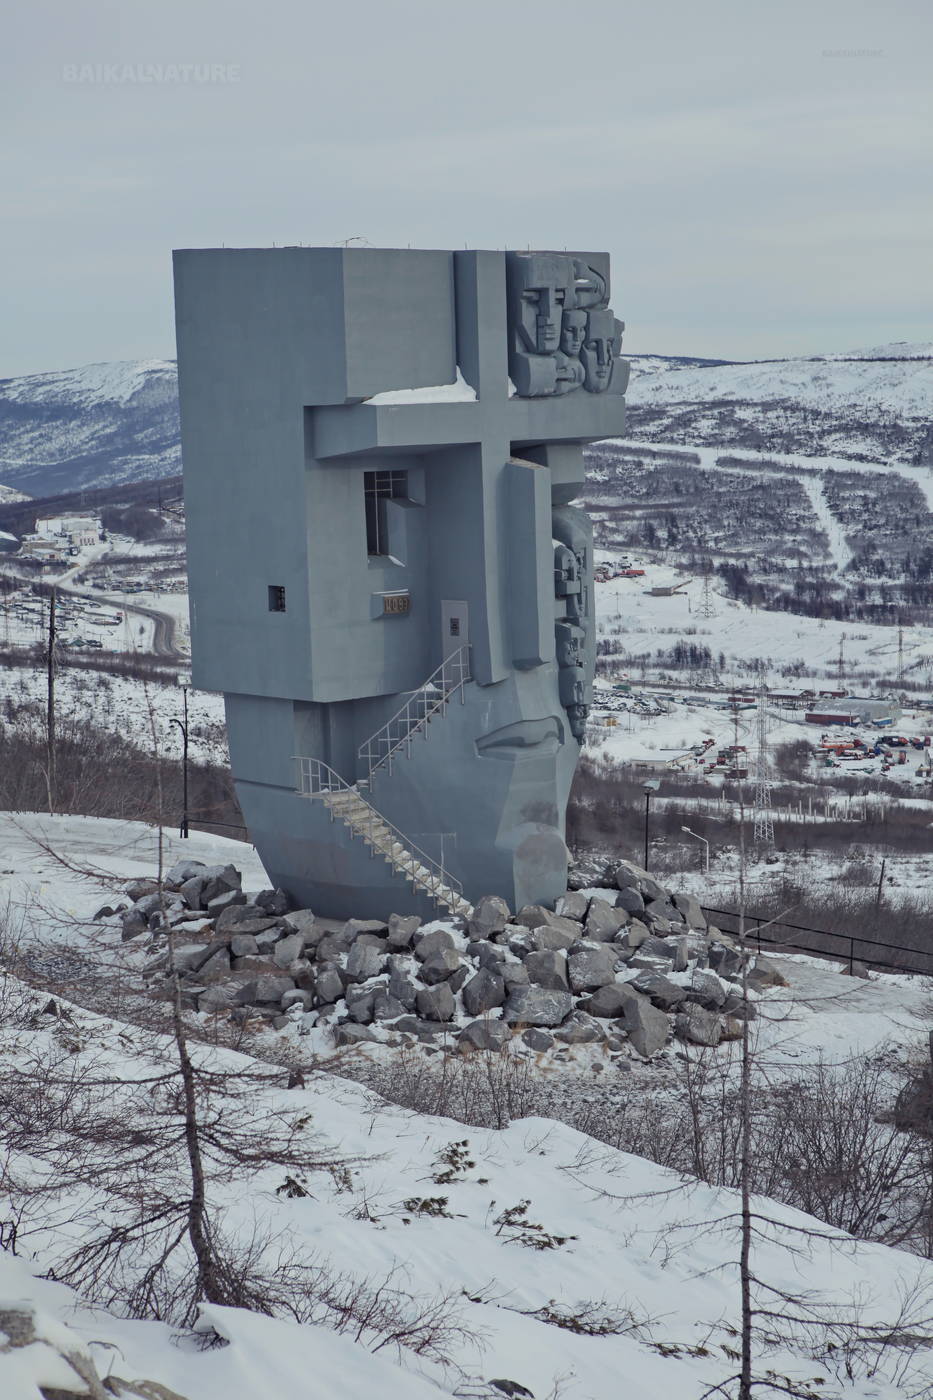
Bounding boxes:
[559,309,586,357]
[509,253,575,355]
[580,309,621,393]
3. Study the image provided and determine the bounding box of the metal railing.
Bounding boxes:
[358,644,471,782]
[702,905,933,978]
[296,756,467,911]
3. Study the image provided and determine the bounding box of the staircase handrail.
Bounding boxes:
[358,644,471,781]
[295,756,464,903]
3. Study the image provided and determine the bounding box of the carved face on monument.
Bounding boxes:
[580,309,623,393]
[559,309,587,357]
[508,253,575,355]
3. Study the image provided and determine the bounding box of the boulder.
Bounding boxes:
[615,886,645,915]
[462,967,506,1016]
[387,913,421,949]
[682,969,728,1010]
[568,945,619,992]
[476,942,507,970]
[631,970,687,1011]
[372,990,408,1021]
[236,974,295,1005]
[255,888,290,915]
[584,898,628,942]
[120,908,148,941]
[624,919,650,949]
[230,933,259,958]
[126,877,160,902]
[414,928,457,962]
[334,1023,376,1046]
[643,897,681,926]
[620,993,670,1058]
[522,1028,555,1051]
[555,890,589,921]
[503,985,573,1027]
[198,944,231,977]
[345,937,387,983]
[747,955,788,991]
[614,859,667,902]
[458,1019,511,1052]
[387,957,418,1010]
[346,987,376,1024]
[708,943,744,978]
[198,984,237,1013]
[579,982,641,1019]
[672,892,706,930]
[722,990,757,1020]
[467,894,511,939]
[527,925,577,953]
[199,864,242,905]
[316,928,356,962]
[273,932,306,968]
[281,908,317,937]
[556,1011,604,1044]
[501,961,530,990]
[506,928,535,958]
[633,934,676,962]
[344,917,388,941]
[313,965,346,1006]
[524,949,569,990]
[281,989,314,1013]
[416,982,456,1022]
[179,875,208,909]
[206,889,247,915]
[420,948,462,985]
[675,1003,722,1047]
[514,904,560,931]
[165,859,207,888]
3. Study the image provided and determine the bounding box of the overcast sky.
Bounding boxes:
[2,0,931,376]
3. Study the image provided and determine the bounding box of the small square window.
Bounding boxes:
[268,585,287,612]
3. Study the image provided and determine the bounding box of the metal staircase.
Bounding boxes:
[296,757,472,919]
[358,644,471,783]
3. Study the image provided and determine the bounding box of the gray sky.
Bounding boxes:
[2,0,931,376]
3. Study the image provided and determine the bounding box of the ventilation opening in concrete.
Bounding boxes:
[268,585,287,612]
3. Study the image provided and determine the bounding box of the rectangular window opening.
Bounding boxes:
[268,584,287,612]
[364,469,408,555]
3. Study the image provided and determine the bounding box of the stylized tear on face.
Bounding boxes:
[508,253,575,354]
[560,309,587,357]
[580,309,623,392]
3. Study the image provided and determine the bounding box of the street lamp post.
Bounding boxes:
[681,824,710,874]
[643,778,660,871]
[171,674,191,839]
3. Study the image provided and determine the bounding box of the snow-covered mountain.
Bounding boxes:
[0,359,180,497]
[0,344,929,500]
[625,343,933,463]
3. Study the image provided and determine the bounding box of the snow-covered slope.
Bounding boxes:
[4,813,933,1399]
[0,359,180,497]
[625,343,933,462]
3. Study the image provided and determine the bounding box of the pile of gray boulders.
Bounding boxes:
[110,854,787,1061]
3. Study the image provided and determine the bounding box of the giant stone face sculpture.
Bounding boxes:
[173,246,627,920]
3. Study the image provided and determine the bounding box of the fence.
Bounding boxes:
[702,905,933,978]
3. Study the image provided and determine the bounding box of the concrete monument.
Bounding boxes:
[173,247,627,918]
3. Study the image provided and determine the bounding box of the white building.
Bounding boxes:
[35,515,101,548]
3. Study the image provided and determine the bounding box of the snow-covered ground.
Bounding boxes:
[4,814,933,1399]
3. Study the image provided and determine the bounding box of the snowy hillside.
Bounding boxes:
[625,343,933,463]
[5,813,933,1400]
[0,359,180,497]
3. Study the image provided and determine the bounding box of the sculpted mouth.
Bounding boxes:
[476,717,563,759]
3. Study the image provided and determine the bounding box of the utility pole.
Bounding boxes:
[171,677,191,838]
[46,586,57,814]
[897,623,904,687]
[700,565,716,619]
[838,631,846,690]
[753,683,774,847]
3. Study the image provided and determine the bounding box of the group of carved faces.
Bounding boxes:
[507,252,626,398]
